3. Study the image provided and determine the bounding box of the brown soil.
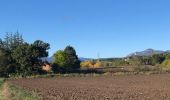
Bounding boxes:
[8,74,170,100]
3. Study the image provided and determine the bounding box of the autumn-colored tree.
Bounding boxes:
[80,61,94,68]
[81,60,102,68]
[94,60,102,68]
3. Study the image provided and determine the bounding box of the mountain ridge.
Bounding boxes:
[41,57,91,63]
[127,48,169,57]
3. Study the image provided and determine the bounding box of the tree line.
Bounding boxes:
[100,53,170,68]
[0,32,80,77]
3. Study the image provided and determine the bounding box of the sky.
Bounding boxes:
[0,0,170,58]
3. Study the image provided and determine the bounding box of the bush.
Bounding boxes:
[80,61,95,68]
[161,59,170,70]
[0,78,5,87]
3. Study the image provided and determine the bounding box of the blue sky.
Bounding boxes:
[0,0,170,58]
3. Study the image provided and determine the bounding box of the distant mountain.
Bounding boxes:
[41,57,54,63]
[127,49,168,57]
[166,50,170,53]
[79,57,91,61]
[41,57,91,63]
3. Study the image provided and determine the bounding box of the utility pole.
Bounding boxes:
[97,52,100,61]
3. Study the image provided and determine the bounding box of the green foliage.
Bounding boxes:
[53,50,67,68]
[12,43,31,67]
[0,78,5,99]
[11,41,50,76]
[161,59,170,69]
[112,60,129,66]
[0,33,50,77]
[141,57,152,65]
[128,56,145,65]
[64,46,80,69]
[0,33,82,76]
[9,85,40,100]
[0,32,24,77]
[0,48,16,77]
[0,78,5,87]
[0,48,10,67]
[12,43,34,75]
[53,46,80,72]
[127,54,165,66]
[1,32,24,50]
[101,54,167,67]
[151,54,165,65]
[31,40,50,58]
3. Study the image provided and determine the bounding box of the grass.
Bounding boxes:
[0,78,5,100]
[0,77,39,100]
[0,78,5,88]
[8,85,40,100]
[7,66,166,79]
[161,59,170,70]
[7,66,165,79]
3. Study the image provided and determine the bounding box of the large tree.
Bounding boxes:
[0,38,5,49]
[0,48,16,76]
[53,50,67,68]
[31,40,50,59]
[0,33,50,76]
[1,32,24,50]
[11,40,50,75]
[0,32,24,77]
[12,44,29,66]
[53,46,80,72]
[64,46,80,69]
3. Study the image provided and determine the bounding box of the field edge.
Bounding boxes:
[0,78,40,100]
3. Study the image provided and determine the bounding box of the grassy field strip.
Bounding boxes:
[0,78,5,100]
[0,78,39,100]
[8,84,40,100]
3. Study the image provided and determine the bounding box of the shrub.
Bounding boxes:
[0,78,5,87]
[161,59,170,70]
[94,61,103,68]
[80,61,95,68]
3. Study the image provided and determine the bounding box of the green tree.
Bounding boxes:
[1,32,24,50]
[4,32,10,49]
[128,56,143,65]
[64,46,80,69]
[0,38,5,48]
[151,54,165,65]
[164,53,170,59]
[11,40,50,76]
[11,43,33,75]
[31,40,50,59]
[53,46,80,72]
[0,48,10,76]
[0,48,16,76]
[53,50,67,68]
[142,57,152,65]
[0,33,50,76]
[0,32,25,76]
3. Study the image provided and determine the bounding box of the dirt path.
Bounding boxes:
[8,74,170,100]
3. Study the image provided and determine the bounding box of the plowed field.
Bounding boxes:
[8,74,170,100]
